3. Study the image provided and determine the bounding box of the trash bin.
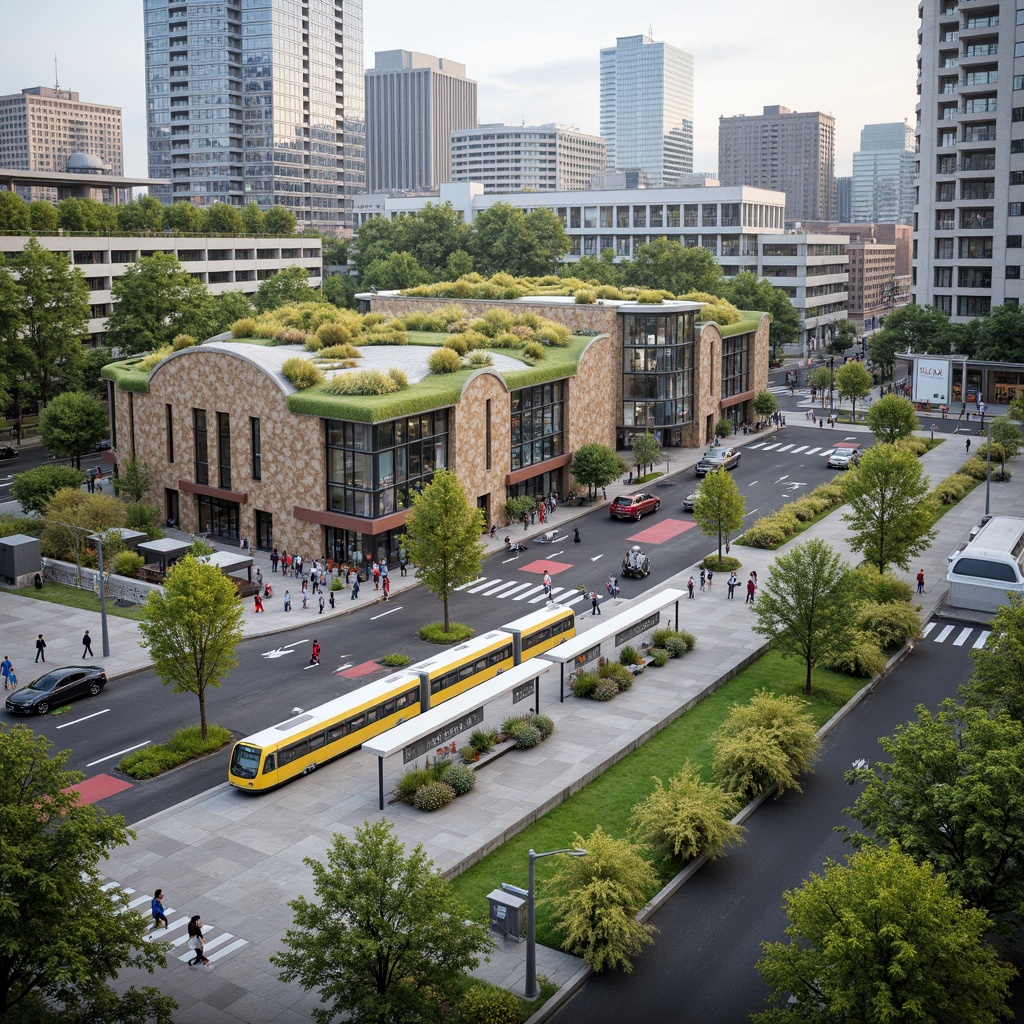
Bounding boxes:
[486,889,527,941]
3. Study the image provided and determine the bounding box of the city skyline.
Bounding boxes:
[5,0,918,188]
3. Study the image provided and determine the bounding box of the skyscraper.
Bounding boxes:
[599,34,694,186]
[144,0,365,232]
[913,1,1018,318]
[718,105,836,223]
[852,122,915,225]
[365,51,476,193]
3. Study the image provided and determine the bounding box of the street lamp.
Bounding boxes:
[829,355,835,414]
[48,520,111,657]
[985,421,992,517]
[525,847,587,999]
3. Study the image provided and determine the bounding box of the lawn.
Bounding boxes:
[447,651,862,949]
[10,583,148,620]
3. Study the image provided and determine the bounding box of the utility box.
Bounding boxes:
[0,534,41,587]
[486,889,526,941]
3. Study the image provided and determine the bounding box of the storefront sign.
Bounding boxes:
[403,708,483,763]
[616,612,661,647]
[512,680,536,704]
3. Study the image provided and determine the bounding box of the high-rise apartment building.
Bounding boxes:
[449,124,606,193]
[365,50,476,193]
[913,0,1021,319]
[852,122,915,225]
[836,175,853,222]
[599,34,694,186]
[718,105,836,223]
[144,0,365,232]
[0,86,123,199]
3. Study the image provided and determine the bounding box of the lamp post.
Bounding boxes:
[829,355,836,414]
[49,520,111,657]
[525,847,587,999]
[985,421,992,517]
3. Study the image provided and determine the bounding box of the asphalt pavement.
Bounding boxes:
[1,391,1016,1023]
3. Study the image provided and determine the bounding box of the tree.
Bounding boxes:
[807,364,832,399]
[322,273,357,309]
[362,251,426,292]
[972,303,1024,362]
[470,203,570,277]
[106,252,212,355]
[115,196,164,235]
[833,360,872,421]
[693,467,745,561]
[270,819,490,1024]
[205,289,256,337]
[623,237,722,295]
[56,197,117,234]
[570,442,627,500]
[630,431,661,476]
[253,264,321,313]
[241,201,265,235]
[10,238,89,403]
[988,416,1022,473]
[10,464,86,515]
[112,453,153,504]
[754,845,1013,1024]
[561,249,622,286]
[0,190,31,233]
[879,303,955,355]
[752,389,778,420]
[0,725,176,1023]
[163,201,206,234]
[28,200,59,233]
[847,699,1024,930]
[865,393,919,444]
[402,469,484,633]
[828,318,858,355]
[138,554,244,740]
[204,202,245,234]
[39,391,108,469]
[723,272,799,358]
[868,326,901,381]
[964,594,1024,720]
[264,205,298,236]
[752,539,855,694]
[548,826,658,974]
[81,345,113,394]
[842,443,936,574]
[40,489,126,567]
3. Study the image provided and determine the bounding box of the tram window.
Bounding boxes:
[262,753,276,774]
[280,739,308,765]
[366,707,378,724]
[396,692,409,709]
[327,723,348,743]
[308,732,326,752]
[349,713,365,731]
[383,699,397,716]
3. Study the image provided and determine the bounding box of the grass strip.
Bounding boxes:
[10,583,148,620]
[118,724,233,779]
[447,651,861,948]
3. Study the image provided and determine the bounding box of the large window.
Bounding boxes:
[217,412,231,489]
[251,417,261,480]
[326,413,449,519]
[721,335,749,399]
[193,408,208,485]
[510,382,565,471]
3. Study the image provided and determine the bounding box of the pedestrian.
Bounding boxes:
[310,640,320,666]
[283,551,292,576]
[399,551,408,577]
[382,575,391,601]
[746,578,756,604]
[284,590,292,612]
[264,581,273,599]
[187,915,211,967]
[966,437,971,454]
[380,562,389,585]
[295,554,303,578]
[301,578,308,596]
[240,536,250,553]
[82,630,94,657]
[573,527,581,544]
[818,417,823,429]
[727,573,738,600]
[329,588,335,610]
[34,634,45,663]
[271,547,279,573]
[538,504,545,526]
[699,568,706,591]
[590,590,601,615]
[543,571,552,603]
[706,569,713,590]
[916,569,925,595]
[0,654,11,689]
[151,889,168,930]
[351,575,360,600]
[254,592,264,614]
[372,562,380,590]
[318,592,325,614]
[301,590,309,610]
[687,576,695,598]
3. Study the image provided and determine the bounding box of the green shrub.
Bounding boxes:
[387,367,408,389]
[898,436,928,457]
[316,320,360,346]
[491,331,521,349]
[523,341,544,360]
[531,713,555,740]
[418,621,474,644]
[303,333,324,352]
[711,690,819,800]
[570,671,599,698]
[441,762,477,796]
[112,551,145,578]
[960,457,990,481]
[739,518,788,548]
[507,721,542,748]
[849,565,913,605]
[808,482,845,506]
[591,679,619,701]
[618,644,641,666]
[230,317,258,338]
[456,983,522,1024]
[413,780,456,811]
[318,342,362,360]
[466,351,494,367]
[380,653,410,667]
[933,473,974,504]
[678,630,697,652]
[473,308,517,337]
[281,356,325,389]
[172,333,197,350]
[502,494,536,526]
[275,326,308,344]
[821,631,887,677]
[788,499,819,523]
[538,323,571,346]
[600,663,633,690]
[856,601,923,650]
[595,285,626,300]
[628,762,743,862]
[443,335,469,356]
[426,347,463,374]
[461,329,491,350]
[395,767,434,803]
[137,346,173,372]
[664,635,688,658]
[469,727,500,753]
[649,648,669,668]
[574,289,597,304]
[651,627,676,648]
[323,368,400,395]
[118,725,232,779]
[330,577,343,591]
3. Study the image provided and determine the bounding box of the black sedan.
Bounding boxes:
[5,666,107,715]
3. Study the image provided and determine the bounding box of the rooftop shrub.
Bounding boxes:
[281,356,325,389]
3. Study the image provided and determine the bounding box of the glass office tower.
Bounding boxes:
[144,0,364,231]
[599,34,694,187]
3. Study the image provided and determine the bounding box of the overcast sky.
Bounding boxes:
[6,1,919,181]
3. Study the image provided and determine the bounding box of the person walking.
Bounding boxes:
[351,575,360,600]
[187,915,210,967]
[699,568,706,592]
[590,590,601,615]
[746,577,756,604]
[318,592,325,614]
[329,588,335,610]
[271,547,279,573]
[573,527,581,544]
[727,573,738,600]
[687,576,695,599]
[399,550,408,576]
[254,592,264,614]
[966,437,971,454]
[34,634,46,663]
[916,569,925,595]
[542,571,552,603]
[706,569,713,590]
[372,561,380,590]
[283,590,292,612]
[382,575,391,601]
[301,590,309,610]
[1,655,12,690]
[309,641,320,666]
[82,630,94,657]
[151,889,168,930]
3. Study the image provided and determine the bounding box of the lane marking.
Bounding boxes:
[57,708,111,728]
[952,628,973,647]
[86,741,150,767]
[455,577,485,591]
[922,621,936,637]
[591,553,604,561]
[934,624,955,643]
[466,579,497,593]
[973,630,991,648]
[513,585,546,601]
[370,606,401,619]
[479,580,523,596]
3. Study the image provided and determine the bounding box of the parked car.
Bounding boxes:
[827,444,862,470]
[92,438,113,452]
[682,487,702,512]
[5,666,107,716]
[695,447,741,476]
[609,492,661,520]
[0,445,16,460]
[621,544,652,578]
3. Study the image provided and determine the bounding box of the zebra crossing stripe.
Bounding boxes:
[973,630,991,648]
[513,584,547,601]
[455,577,485,591]
[465,579,497,593]
[922,621,936,637]
[952,628,973,647]
[934,625,955,643]
[746,442,766,449]
[478,580,523,596]
[806,447,822,455]
[776,444,794,452]
[502,582,536,598]
[761,443,781,450]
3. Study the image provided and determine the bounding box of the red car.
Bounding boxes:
[609,492,661,521]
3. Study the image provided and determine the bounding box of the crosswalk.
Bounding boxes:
[744,440,840,458]
[102,881,249,965]
[454,576,597,606]
[921,621,990,648]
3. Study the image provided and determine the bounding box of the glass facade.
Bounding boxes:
[510,382,565,471]
[143,0,365,230]
[721,335,749,398]
[620,310,695,446]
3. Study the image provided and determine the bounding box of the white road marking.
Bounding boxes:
[479,580,523,596]
[370,606,401,619]
[776,444,794,452]
[562,593,586,607]
[934,624,955,643]
[262,640,308,659]
[501,583,536,598]
[774,475,789,484]
[454,577,484,591]
[86,741,150,767]
[746,442,766,448]
[973,630,991,648]
[922,621,936,637]
[791,446,808,453]
[761,443,781,450]
[952,628,973,647]
[56,708,110,728]
[466,578,497,593]
[333,663,353,672]
[591,553,604,561]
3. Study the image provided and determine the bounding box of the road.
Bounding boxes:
[548,619,1018,1023]
[0,440,112,503]
[15,423,864,824]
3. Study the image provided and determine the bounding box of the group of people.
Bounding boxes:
[149,891,212,969]
[688,569,758,602]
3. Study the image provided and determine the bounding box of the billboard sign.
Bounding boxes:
[913,357,951,404]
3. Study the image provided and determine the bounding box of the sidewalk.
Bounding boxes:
[4,428,1014,1022]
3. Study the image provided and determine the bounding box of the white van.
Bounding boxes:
[946,516,1024,612]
